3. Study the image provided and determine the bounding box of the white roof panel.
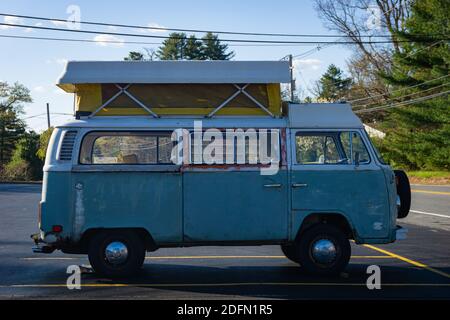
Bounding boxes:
[57,60,291,86]
[57,116,287,129]
[288,103,363,129]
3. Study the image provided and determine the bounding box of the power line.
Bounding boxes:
[347,41,448,104]
[310,40,448,97]
[0,34,346,47]
[353,82,449,109]
[22,112,72,120]
[349,74,450,104]
[293,43,334,59]
[0,22,446,45]
[0,34,161,46]
[2,12,446,39]
[354,90,450,114]
[402,40,445,60]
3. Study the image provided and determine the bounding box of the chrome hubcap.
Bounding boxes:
[311,239,337,264]
[105,241,128,265]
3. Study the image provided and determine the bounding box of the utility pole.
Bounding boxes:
[288,54,296,102]
[46,103,51,129]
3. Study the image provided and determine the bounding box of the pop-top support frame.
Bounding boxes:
[206,84,275,118]
[88,84,160,118]
[87,83,275,119]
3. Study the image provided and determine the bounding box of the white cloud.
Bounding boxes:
[33,86,46,93]
[137,22,167,34]
[293,58,322,71]
[147,22,167,33]
[0,15,23,30]
[51,20,68,27]
[93,34,124,47]
[4,15,22,24]
[23,21,43,33]
[0,16,42,33]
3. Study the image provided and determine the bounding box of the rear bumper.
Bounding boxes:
[31,232,57,254]
[32,244,55,254]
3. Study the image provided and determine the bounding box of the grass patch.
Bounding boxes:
[407,171,450,179]
[407,171,450,185]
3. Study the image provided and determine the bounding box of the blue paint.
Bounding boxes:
[38,128,398,248]
[183,170,288,242]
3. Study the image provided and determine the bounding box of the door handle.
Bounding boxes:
[292,183,308,188]
[263,183,282,188]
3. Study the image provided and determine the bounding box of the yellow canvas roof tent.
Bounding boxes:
[57,60,290,118]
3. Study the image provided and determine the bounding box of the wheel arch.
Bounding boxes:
[294,212,356,241]
[78,227,157,253]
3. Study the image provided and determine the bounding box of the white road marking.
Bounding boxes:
[410,209,450,219]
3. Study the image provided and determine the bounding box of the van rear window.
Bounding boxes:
[79,131,173,165]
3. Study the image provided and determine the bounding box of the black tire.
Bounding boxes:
[88,230,145,278]
[281,244,300,263]
[297,224,351,276]
[394,170,411,219]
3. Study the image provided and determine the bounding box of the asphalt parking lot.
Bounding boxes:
[0,183,448,299]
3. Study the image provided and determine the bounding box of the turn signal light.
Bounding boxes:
[52,225,63,233]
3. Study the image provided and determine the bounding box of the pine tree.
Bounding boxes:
[315,64,352,102]
[131,32,234,61]
[156,32,188,60]
[201,32,234,60]
[124,51,144,61]
[185,35,205,60]
[379,0,449,170]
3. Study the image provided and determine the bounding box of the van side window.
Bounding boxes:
[339,132,370,164]
[295,131,371,165]
[79,132,173,165]
[190,129,279,165]
[296,134,341,164]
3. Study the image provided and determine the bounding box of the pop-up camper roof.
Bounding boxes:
[58,60,290,89]
[56,60,290,118]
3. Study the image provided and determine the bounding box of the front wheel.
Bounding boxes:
[88,231,145,278]
[281,244,300,263]
[394,170,411,219]
[297,224,351,276]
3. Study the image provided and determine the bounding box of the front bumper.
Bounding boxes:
[395,225,408,240]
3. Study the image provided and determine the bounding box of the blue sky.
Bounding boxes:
[0,0,352,132]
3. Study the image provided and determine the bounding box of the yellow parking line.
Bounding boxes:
[23,255,392,261]
[412,189,450,196]
[147,255,285,259]
[363,244,450,279]
[351,256,393,259]
[145,255,392,260]
[1,282,449,288]
[23,257,76,260]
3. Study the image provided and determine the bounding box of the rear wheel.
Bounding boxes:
[88,231,145,278]
[297,224,351,276]
[281,244,300,263]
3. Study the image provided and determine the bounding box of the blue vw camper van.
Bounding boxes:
[32,61,411,277]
